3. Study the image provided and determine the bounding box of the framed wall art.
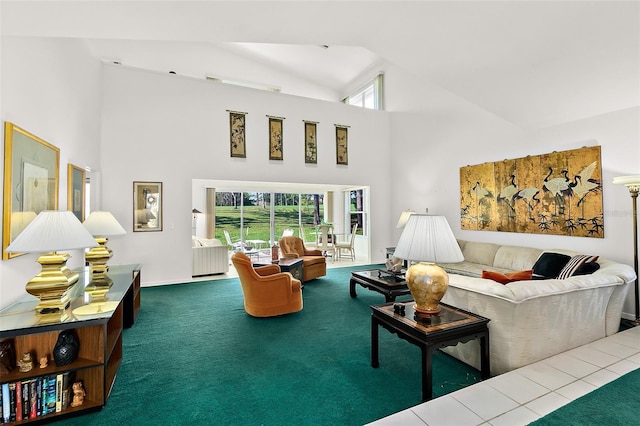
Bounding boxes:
[229,111,247,158]
[268,117,284,160]
[67,164,86,222]
[335,125,349,165]
[460,145,603,237]
[2,122,60,259]
[304,121,317,164]
[133,181,163,232]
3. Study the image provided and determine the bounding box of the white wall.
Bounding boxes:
[0,36,103,307]
[385,63,640,319]
[99,64,391,287]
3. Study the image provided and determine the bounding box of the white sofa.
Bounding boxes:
[437,240,636,375]
[192,237,229,276]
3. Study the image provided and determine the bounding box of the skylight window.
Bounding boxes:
[342,74,384,110]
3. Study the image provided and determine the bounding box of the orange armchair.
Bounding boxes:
[278,236,327,282]
[231,252,303,317]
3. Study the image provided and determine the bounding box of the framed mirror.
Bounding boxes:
[133,181,162,232]
[2,122,60,259]
[67,164,86,222]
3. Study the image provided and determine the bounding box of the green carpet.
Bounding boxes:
[56,265,480,425]
[529,367,640,425]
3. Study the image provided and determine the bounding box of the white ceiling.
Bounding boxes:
[2,1,639,129]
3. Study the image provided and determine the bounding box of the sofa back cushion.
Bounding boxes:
[460,241,501,266]
[494,246,543,271]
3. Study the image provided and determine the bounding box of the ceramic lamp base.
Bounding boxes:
[405,262,449,316]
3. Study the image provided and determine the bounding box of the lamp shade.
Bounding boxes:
[6,210,98,253]
[613,175,640,189]
[393,214,464,263]
[83,211,127,237]
[396,210,415,228]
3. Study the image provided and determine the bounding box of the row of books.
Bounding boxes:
[1,372,74,424]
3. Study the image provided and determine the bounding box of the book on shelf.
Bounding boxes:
[14,381,21,422]
[1,383,7,424]
[8,383,16,422]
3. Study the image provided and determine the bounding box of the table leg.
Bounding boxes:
[371,316,379,368]
[422,346,434,401]
[350,279,358,298]
[480,331,491,379]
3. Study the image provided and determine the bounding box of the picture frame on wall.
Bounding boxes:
[2,122,60,259]
[133,181,163,232]
[269,117,284,160]
[304,121,317,164]
[335,125,349,165]
[67,164,86,222]
[229,111,247,158]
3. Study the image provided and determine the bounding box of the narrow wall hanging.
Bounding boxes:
[268,115,284,160]
[228,110,247,158]
[335,124,349,165]
[460,145,603,237]
[304,120,318,164]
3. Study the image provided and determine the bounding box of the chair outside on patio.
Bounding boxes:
[224,230,243,251]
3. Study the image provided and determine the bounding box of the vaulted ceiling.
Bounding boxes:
[2,1,639,129]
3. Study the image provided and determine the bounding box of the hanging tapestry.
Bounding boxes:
[460,145,603,237]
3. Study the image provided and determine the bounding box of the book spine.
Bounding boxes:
[29,379,37,419]
[55,374,63,412]
[8,383,15,422]
[0,383,6,424]
[45,375,56,415]
[61,371,74,410]
[36,377,42,417]
[15,381,21,422]
[21,380,29,421]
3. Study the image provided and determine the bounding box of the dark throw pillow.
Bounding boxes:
[482,269,533,285]
[574,261,600,275]
[532,252,571,279]
[557,255,599,279]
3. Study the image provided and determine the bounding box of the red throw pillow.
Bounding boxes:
[482,269,533,284]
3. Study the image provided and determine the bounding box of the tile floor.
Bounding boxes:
[368,325,640,425]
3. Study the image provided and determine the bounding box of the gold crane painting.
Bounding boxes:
[460,146,603,237]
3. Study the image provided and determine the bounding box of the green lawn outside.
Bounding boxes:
[215,205,318,246]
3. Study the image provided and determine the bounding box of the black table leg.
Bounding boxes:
[350,279,358,298]
[422,346,434,401]
[371,316,379,368]
[480,331,491,379]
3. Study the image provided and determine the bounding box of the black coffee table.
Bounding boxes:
[371,301,491,401]
[350,269,411,302]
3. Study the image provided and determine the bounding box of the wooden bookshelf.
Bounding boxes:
[0,264,141,424]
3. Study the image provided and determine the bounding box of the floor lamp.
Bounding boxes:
[613,175,640,326]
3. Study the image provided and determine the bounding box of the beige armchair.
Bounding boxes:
[231,252,303,317]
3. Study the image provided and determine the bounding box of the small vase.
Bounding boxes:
[53,329,79,366]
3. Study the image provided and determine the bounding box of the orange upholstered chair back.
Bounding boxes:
[279,236,306,257]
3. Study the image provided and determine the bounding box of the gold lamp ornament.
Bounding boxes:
[5,211,99,320]
[83,211,127,277]
[393,214,464,317]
